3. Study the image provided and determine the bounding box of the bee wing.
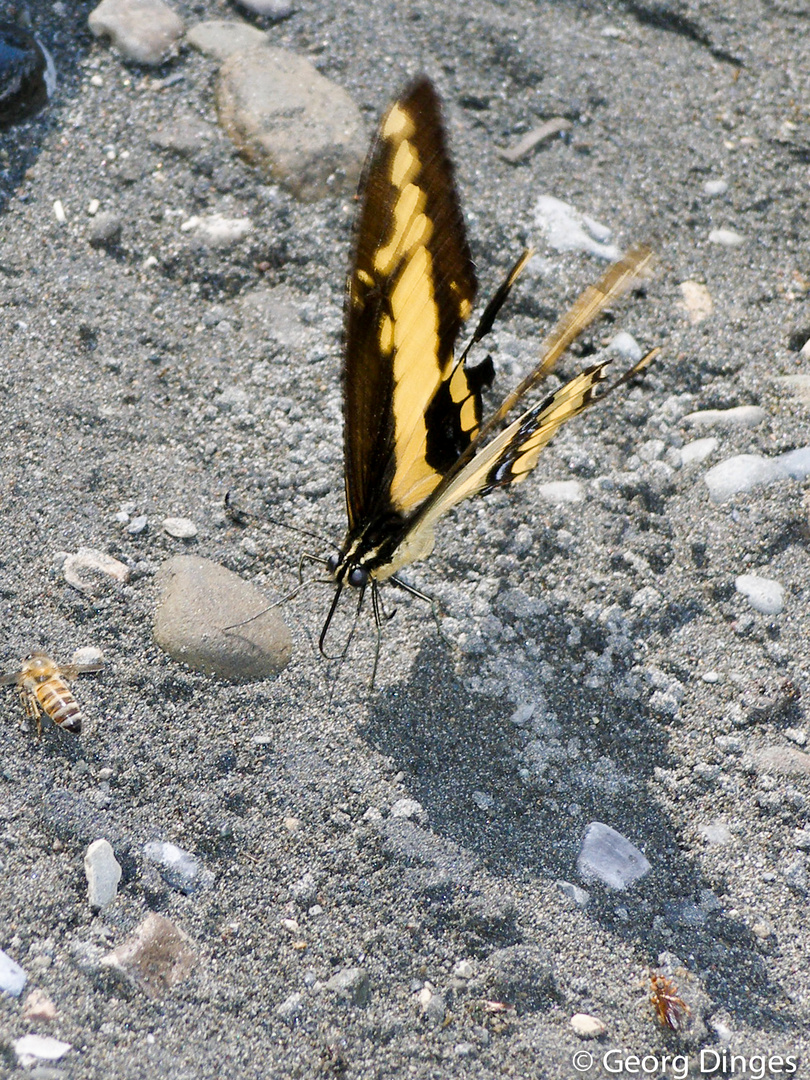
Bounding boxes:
[62,662,106,680]
[0,670,23,686]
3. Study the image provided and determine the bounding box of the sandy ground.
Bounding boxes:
[1,0,810,1077]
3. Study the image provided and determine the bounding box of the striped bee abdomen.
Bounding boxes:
[34,676,83,734]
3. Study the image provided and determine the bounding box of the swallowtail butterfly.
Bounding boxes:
[321,77,655,658]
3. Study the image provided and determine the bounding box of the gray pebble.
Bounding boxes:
[324,967,370,1006]
[752,746,810,777]
[680,437,718,466]
[556,880,590,907]
[153,555,291,681]
[88,210,122,248]
[275,991,304,1026]
[704,447,810,502]
[289,871,318,906]
[88,0,184,66]
[150,113,215,156]
[127,515,148,535]
[390,798,425,822]
[483,944,556,1011]
[63,547,131,594]
[186,19,268,61]
[162,516,198,539]
[233,0,294,18]
[84,838,122,909]
[215,46,365,201]
[100,913,196,999]
[577,822,651,889]
[570,1013,607,1038]
[13,1036,71,1068]
[454,1042,476,1058]
[684,405,767,430]
[182,213,253,249]
[419,987,446,1026]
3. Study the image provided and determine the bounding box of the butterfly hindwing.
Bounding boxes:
[343,78,490,539]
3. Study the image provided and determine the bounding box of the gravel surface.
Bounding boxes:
[1,1,809,1077]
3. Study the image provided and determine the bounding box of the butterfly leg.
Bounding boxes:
[390,575,448,646]
[298,551,329,584]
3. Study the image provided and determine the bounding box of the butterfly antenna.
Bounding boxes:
[224,491,339,551]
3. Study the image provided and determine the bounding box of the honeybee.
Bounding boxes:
[1,650,104,736]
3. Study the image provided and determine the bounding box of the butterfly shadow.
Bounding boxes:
[359,638,796,1034]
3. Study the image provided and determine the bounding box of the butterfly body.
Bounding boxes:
[323,76,655,652]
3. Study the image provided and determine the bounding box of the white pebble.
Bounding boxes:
[680,437,718,466]
[533,196,621,260]
[709,228,745,246]
[72,645,105,668]
[704,447,810,502]
[698,821,734,845]
[452,960,474,979]
[84,838,122,909]
[570,1012,607,1038]
[144,840,214,894]
[0,948,26,997]
[679,280,713,324]
[182,213,253,248]
[87,198,100,215]
[703,179,728,196]
[536,480,584,504]
[163,516,198,539]
[608,331,643,361]
[684,405,767,429]
[390,798,424,821]
[735,574,784,615]
[14,1035,71,1067]
[577,822,651,890]
[557,880,590,906]
[631,586,662,610]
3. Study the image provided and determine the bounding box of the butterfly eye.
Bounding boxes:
[348,566,368,588]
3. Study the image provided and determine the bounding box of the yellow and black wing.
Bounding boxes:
[332,77,655,590]
[343,77,494,536]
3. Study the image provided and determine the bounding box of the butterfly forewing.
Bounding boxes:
[343,78,488,535]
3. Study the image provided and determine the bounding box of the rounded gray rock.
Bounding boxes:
[154,555,291,681]
[215,45,365,201]
[88,0,184,66]
[88,210,123,248]
[185,19,268,62]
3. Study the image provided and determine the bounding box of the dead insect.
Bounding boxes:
[1,650,104,736]
[650,970,691,1032]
